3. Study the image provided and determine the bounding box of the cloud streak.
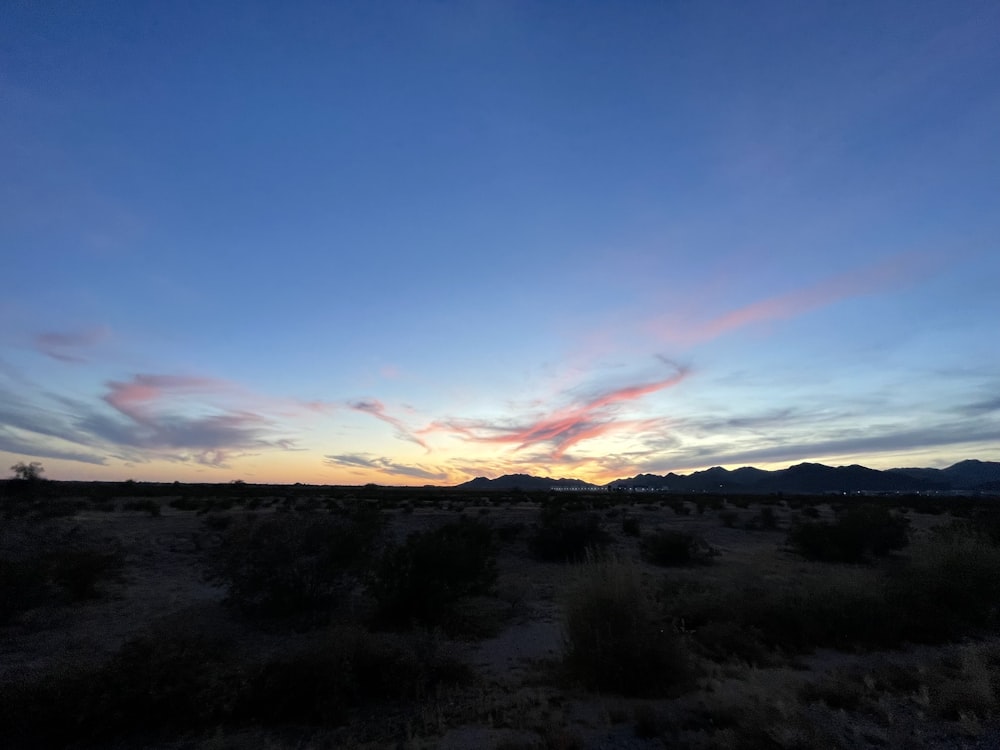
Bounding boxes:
[652,255,930,346]
[425,360,689,459]
[350,399,429,449]
[35,326,111,363]
[325,453,448,481]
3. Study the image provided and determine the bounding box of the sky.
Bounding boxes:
[2,1,999,486]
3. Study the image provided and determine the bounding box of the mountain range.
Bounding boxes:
[456,460,1000,494]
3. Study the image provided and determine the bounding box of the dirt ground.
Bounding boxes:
[3,490,1000,749]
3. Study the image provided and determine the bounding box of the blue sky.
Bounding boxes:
[2,1,999,484]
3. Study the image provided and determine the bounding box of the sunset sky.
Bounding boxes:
[2,1,999,485]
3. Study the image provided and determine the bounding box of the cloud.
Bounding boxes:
[103,374,227,423]
[1,370,311,469]
[652,254,931,346]
[0,428,108,465]
[424,360,688,459]
[349,399,429,449]
[34,326,111,363]
[325,453,448,481]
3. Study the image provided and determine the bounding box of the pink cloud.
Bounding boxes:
[425,361,688,459]
[103,374,226,423]
[35,326,111,363]
[652,254,930,346]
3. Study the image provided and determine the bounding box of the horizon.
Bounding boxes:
[3,2,999,485]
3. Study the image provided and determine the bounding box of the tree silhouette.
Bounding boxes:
[10,461,44,481]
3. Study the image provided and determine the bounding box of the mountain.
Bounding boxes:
[460,460,1000,494]
[456,474,598,491]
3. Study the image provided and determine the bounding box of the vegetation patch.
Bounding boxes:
[788,504,909,563]
[369,517,497,631]
[528,505,610,562]
[207,509,383,622]
[640,529,716,567]
[562,556,691,696]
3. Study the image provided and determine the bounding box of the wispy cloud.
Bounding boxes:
[350,399,429,449]
[34,326,111,363]
[424,360,688,460]
[103,374,227,423]
[0,427,108,465]
[652,255,931,346]
[324,453,448,481]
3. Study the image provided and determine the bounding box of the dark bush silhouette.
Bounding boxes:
[563,557,690,696]
[0,632,242,746]
[0,625,471,746]
[640,529,716,567]
[621,516,641,537]
[239,626,471,725]
[369,517,497,629]
[529,505,610,562]
[788,504,909,562]
[0,526,124,621]
[208,509,382,621]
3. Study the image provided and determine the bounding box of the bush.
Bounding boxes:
[48,545,125,601]
[621,516,641,537]
[882,532,1000,642]
[369,517,497,629]
[0,526,124,621]
[788,504,908,563]
[208,509,382,621]
[562,556,690,696]
[239,626,471,725]
[529,506,610,562]
[0,631,242,746]
[0,557,48,623]
[123,499,161,516]
[640,529,715,567]
[719,510,739,528]
[0,625,472,745]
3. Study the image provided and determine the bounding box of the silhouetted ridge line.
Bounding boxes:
[457,460,1000,494]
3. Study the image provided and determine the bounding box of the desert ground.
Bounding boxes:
[3,481,1000,749]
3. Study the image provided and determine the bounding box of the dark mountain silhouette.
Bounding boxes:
[461,460,1000,494]
[456,474,598,491]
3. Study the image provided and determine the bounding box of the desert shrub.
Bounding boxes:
[208,509,382,621]
[529,506,610,562]
[562,556,689,696]
[666,500,691,516]
[640,529,716,567]
[496,521,526,543]
[123,498,161,516]
[239,626,471,725]
[788,504,908,563]
[0,557,49,623]
[0,631,242,746]
[621,516,641,537]
[667,574,893,655]
[719,510,739,528]
[48,544,125,601]
[669,529,1000,657]
[369,517,497,629]
[202,512,233,531]
[0,526,124,620]
[882,532,1000,642]
[0,622,473,747]
[749,506,779,530]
